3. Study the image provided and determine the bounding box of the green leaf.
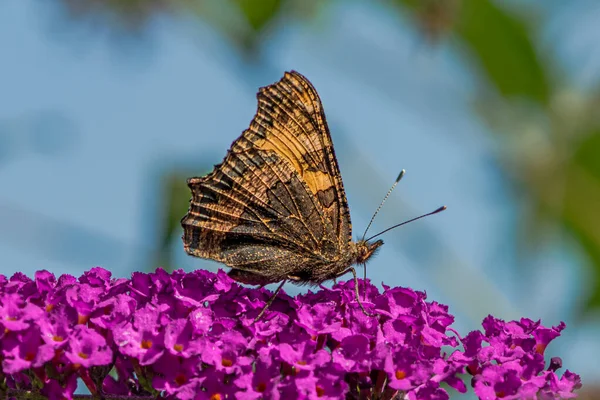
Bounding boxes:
[455,0,549,103]
[563,131,600,312]
[568,225,600,312]
[573,129,600,177]
[235,0,282,32]
[398,0,550,103]
[155,170,208,270]
[189,0,283,54]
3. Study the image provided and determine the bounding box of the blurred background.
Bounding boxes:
[1,0,599,394]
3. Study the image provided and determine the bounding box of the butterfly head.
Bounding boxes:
[355,239,384,264]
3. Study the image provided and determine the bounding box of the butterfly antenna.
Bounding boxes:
[361,170,406,241]
[365,205,446,242]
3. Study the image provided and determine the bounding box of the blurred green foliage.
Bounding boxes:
[399,0,549,102]
[154,171,207,268]
[563,130,600,308]
[236,0,282,31]
[402,0,600,312]
[455,0,549,103]
[45,0,600,314]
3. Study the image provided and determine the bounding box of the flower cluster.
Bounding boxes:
[0,268,581,399]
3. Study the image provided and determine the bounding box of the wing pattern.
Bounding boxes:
[181,71,352,284]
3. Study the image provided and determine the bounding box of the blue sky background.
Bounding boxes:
[2,0,599,386]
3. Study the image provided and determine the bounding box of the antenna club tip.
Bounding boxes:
[435,205,447,213]
[395,169,406,182]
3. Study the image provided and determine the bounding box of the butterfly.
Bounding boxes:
[181,71,444,320]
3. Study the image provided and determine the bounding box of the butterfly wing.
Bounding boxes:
[265,71,352,244]
[181,71,352,283]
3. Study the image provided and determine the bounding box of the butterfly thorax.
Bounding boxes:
[351,239,384,265]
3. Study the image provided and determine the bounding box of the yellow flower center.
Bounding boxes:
[316,385,325,397]
[175,373,187,386]
[221,358,233,367]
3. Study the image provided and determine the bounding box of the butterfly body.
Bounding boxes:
[182,71,382,315]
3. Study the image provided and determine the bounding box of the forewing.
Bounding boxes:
[252,71,352,245]
[182,71,351,280]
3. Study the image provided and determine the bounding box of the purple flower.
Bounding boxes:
[3,273,35,297]
[39,304,77,348]
[431,358,467,393]
[473,365,522,399]
[384,346,425,391]
[382,317,418,347]
[188,306,214,334]
[332,334,373,372]
[249,310,290,340]
[407,381,449,400]
[195,369,237,400]
[533,322,565,355]
[34,270,57,298]
[331,306,382,342]
[0,293,44,332]
[41,373,78,400]
[78,267,112,289]
[152,352,201,396]
[173,269,222,306]
[64,283,104,324]
[449,330,483,374]
[279,338,330,371]
[164,318,205,357]
[101,375,132,396]
[467,316,581,400]
[540,370,582,399]
[295,302,342,335]
[89,293,136,330]
[1,328,55,373]
[65,325,113,368]
[113,304,165,365]
[0,268,581,399]
[294,362,349,399]
[235,348,282,399]
[201,330,252,373]
[374,286,422,318]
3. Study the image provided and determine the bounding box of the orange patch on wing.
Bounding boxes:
[255,136,304,173]
[304,170,334,195]
[255,137,333,195]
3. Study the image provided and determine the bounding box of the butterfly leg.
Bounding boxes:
[362,263,367,300]
[347,267,375,317]
[254,280,286,322]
